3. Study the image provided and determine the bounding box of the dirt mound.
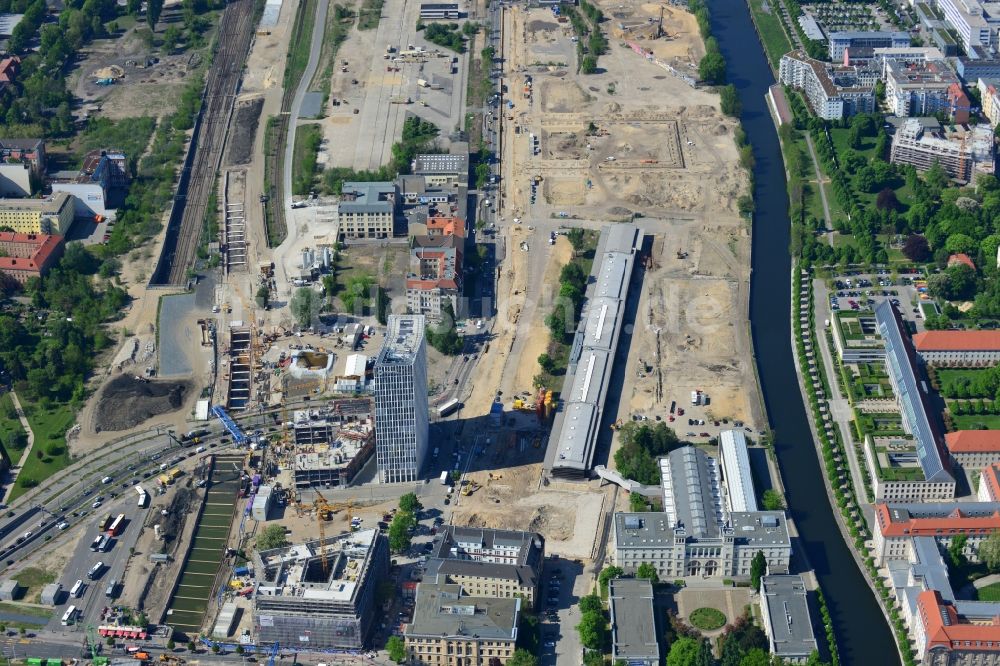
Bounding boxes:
[227,97,264,166]
[94,375,190,432]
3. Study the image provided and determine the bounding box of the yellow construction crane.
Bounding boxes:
[313,489,353,576]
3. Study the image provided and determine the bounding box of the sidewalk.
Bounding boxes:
[2,392,35,504]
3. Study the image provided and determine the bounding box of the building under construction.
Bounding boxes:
[889,117,995,183]
[225,323,253,410]
[253,528,389,650]
[291,399,376,489]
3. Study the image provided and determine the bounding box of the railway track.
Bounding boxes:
[155,0,258,285]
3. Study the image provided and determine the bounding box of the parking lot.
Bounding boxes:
[819,268,926,333]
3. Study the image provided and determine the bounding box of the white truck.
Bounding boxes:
[440,471,450,485]
[417,78,430,87]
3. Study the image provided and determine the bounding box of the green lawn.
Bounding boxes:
[979,582,1000,601]
[689,607,727,631]
[951,414,1000,431]
[14,567,56,604]
[0,394,27,464]
[8,403,76,501]
[0,602,52,620]
[747,0,793,70]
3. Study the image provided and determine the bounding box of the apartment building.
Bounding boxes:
[0,138,44,174]
[883,60,969,121]
[912,330,1000,365]
[779,51,876,120]
[980,78,1000,125]
[336,182,397,240]
[252,529,389,649]
[947,431,1000,470]
[0,192,75,235]
[0,232,64,285]
[373,315,428,483]
[890,117,995,183]
[828,31,910,60]
[404,583,519,666]
[611,447,791,579]
[406,234,463,321]
[759,575,820,664]
[425,527,544,608]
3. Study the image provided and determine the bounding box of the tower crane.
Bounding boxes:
[312,489,353,576]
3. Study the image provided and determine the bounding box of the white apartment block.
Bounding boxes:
[936,0,999,52]
[374,315,429,483]
[779,51,876,120]
[882,59,960,117]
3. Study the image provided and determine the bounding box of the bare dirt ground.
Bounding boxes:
[93,376,192,433]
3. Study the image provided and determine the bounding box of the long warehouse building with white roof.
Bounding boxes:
[546,224,643,480]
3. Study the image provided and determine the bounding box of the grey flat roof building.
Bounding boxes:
[875,300,952,484]
[660,447,725,538]
[406,582,520,641]
[609,578,660,665]
[412,153,469,177]
[339,182,396,215]
[759,575,819,662]
[547,224,642,479]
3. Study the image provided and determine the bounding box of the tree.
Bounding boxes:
[162,24,182,50]
[399,492,421,513]
[386,636,406,663]
[598,565,623,594]
[698,51,725,85]
[538,353,556,374]
[508,649,538,666]
[946,263,977,300]
[949,533,969,570]
[255,285,269,308]
[761,489,784,511]
[289,287,316,328]
[876,187,899,211]
[636,562,659,583]
[739,648,771,666]
[187,641,196,652]
[979,530,1000,573]
[167,639,176,650]
[750,550,766,591]
[576,610,606,650]
[582,652,605,666]
[667,637,713,666]
[426,301,463,355]
[256,524,289,551]
[567,228,586,256]
[579,595,603,614]
[147,0,164,29]
[902,234,931,262]
[389,511,416,552]
[720,84,741,117]
[629,492,647,512]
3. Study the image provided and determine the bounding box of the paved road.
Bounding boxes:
[282,0,331,212]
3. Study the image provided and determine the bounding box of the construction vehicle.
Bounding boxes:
[85,625,109,665]
[610,418,624,431]
[512,398,535,411]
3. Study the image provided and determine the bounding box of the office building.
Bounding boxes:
[872,46,946,65]
[291,399,376,489]
[547,224,642,479]
[875,300,955,497]
[759,575,820,663]
[418,2,459,19]
[412,152,469,186]
[890,117,995,183]
[936,0,1000,52]
[374,315,429,483]
[0,232,63,285]
[912,330,1000,365]
[831,312,886,363]
[0,192,75,235]
[404,583,520,666]
[874,502,1000,563]
[883,60,969,121]
[0,138,44,174]
[406,234,463,321]
[50,149,129,219]
[609,578,660,666]
[779,51,876,120]
[719,429,758,512]
[425,527,544,608]
[864,433,955,502]
[828,31,910,60]
[0,162,31,196]
[915,590,1000,664]
[612,447,791,579]
[252,529,389,649]
[336,182,397,240]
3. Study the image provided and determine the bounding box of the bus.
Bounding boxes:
[97,535,111,552]
[61,605,77,626]
[69,580,84,598]
[437,398,461,418]
[97,514,113,532]
[107,514,126,537]
[90,535,103,552]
